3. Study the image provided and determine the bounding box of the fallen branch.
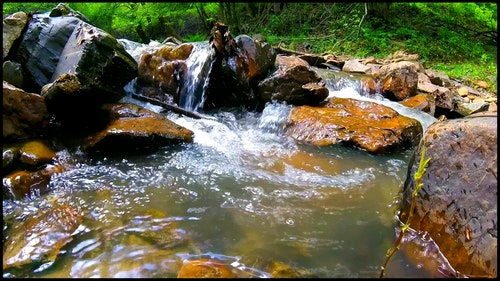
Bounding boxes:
[131,93,206,119]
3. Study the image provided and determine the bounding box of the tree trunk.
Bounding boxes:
[366,2,391,20]
[194,3,213,34]
[135,24,148,43]
[219,2,240,33]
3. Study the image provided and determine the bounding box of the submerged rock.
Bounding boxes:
[3,202,82,271]
[177,258,238,278]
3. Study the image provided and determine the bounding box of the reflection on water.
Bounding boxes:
[3,91,447,278]
[3,101,435,278]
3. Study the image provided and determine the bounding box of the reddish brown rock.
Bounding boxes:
[19,140,57,166]
[284,97,423,154]
[257,55,329,106]
[3,164,64,199]
[3,81,49,140]
[379,61,420,101]
[203,34,277,110]
[177,258,237,278]
[84,103,194,153]
[399,113,497,277]
[137,44,193,103]
[231,34,277,85]
[360,76,379,94]
[399,93,436,116]
[3,202,82,269]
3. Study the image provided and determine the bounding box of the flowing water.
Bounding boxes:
[3,43,460,278]
[178,42,215,112]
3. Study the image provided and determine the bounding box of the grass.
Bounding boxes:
[260,3,497,95]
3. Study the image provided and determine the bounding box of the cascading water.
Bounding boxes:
[313,67,438,132]
[178,41,215,112]
[3,43,454,278]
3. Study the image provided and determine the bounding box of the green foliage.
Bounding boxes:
[431,61,497,93]
[183,33,206,43]
[2,2,59,15]
[2,2,496,92]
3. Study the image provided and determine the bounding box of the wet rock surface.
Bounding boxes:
[83,103,194,154]
[15,11,137,101]
[137,43,193,104]
[284,97,423,154]
[400,113,497,277]
[3,202,83,270]
[3,81,49,141]
[1,4,497,278]
[257,55,329,106]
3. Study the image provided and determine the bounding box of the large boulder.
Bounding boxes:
[204,34,277,110]
[379,61,421,101]
[14,10,137,102]
[399,112,497,277]
[3,81,49,141]
[284,97,423,154]
[257,55,329,106]
[83,103,194,154]
[230,34,277,86]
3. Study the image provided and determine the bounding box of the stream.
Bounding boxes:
[3,41,450,278]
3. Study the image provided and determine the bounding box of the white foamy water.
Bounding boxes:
[327,86,438,132]
[313,66,438,132]
[3,45,452,278]
[178,42,215,111]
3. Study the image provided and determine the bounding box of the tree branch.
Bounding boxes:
[131,93,208,119]
[357,2,368,37]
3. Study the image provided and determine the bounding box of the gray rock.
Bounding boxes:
[3,61,23,88]
[342,59,371,74]
[2,11,28,59]
[15,12,137,102]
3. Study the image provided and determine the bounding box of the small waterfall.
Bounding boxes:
[178,42,216,112]
[313,67,438,132]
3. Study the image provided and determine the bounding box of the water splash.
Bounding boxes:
[313,67,438,132]
[326,86,438,132]
[397,225,466,278]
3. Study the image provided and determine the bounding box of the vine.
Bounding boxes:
[379,146,431,278]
